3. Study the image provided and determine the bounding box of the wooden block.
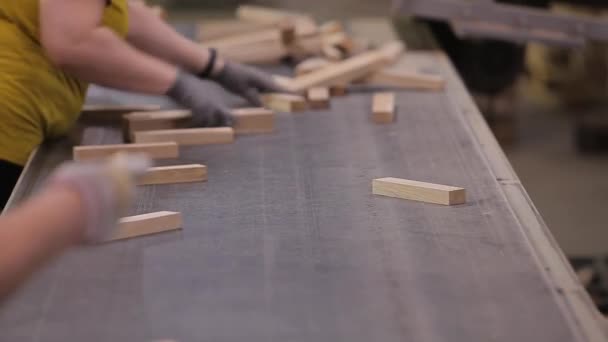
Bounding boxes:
[73,142,179,161]
[272,74,294,89]
[235,5,317,36]
[279,20,297,45]
[287,41,405,92]
[138,164,207,186]
[197,19,276,41]
[307,87,330,109]
[261,93,308,112]
[365,69,445,91]
[134,127,235,146]
[372,177,466,206]
[232,108,275,134]
[320,20,344,35]
[330,84,348,96]
[322,44,345,61]
[107,211,182,242]
[123,110,192,141]
[295,57,333,76]
[372,92,396,124]
[80,104,162,124]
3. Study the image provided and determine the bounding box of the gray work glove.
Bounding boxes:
[166,71,233,127]
[210,62,287,107]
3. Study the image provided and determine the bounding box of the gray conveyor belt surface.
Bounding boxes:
[0,22,601,342]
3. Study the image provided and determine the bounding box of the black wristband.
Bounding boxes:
[198,48,217,79]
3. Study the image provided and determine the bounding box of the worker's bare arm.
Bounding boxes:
[126,1,225,76]
[40,0,177,94]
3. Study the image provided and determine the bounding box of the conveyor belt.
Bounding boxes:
[0,19,604,342]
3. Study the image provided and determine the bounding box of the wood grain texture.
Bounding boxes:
[73,142,179,161]
[372,92,395,124]
[138,164,207,186]
[134,127,235,146]
[373,177,466,205]
[287,42,404,91]
[232,108,275,134]
[262,93,308,112]
[123,110,192,141]
[107,211,182,242]
[307,87,330,109]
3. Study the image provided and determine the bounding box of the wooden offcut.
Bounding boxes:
[307,87,330,109]
[123,110,191,141]
[197,19,276,41]
[80,104,162,124]
[73,142,179,161]
[373,177,466,206]
[138,164,207,186]
[232,108,275,134]
[134,127,235,146]
[235,5,317,35]
[295,57,333,76]
[287,41,404,92]
[366,69,445,91]
[372,92,396,124]
[262,93,308,112]
[107,211,182,242]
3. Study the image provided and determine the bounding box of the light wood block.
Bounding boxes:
[373,177,466,206]
[262,93,308,112]
[134,127,235,146]
[80,104,162,124]
[320,20,344,35]
[235,5,317,35]
[232,108,275,134]
[366,69,445,91]
[372,92,396,124]
[307,87,330,109]
[138,164,207,186]
[322,44,345,61]
[123,110,192,141]
[73,142,179,161]
[107,211,182,242]
[197,19,276,41]
[295,57,333,76]
[287,41,404,92]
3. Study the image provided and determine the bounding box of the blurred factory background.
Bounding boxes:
[160,0,608,307]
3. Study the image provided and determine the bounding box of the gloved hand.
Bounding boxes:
[210,62,288,107]
[166,71,234,127]
[46,154,151,243]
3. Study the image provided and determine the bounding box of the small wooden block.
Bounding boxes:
[330,84,348,96]
[134,127,235,146]
[373,177,466,206]
[138,164,207,186]
[123,110,192,141]
[73,142,179,161]
[322,44,344,61]
[80,104,162,124]
[307,87,330,109]
[320,20,344,35]
[107,211,182,242]
[372,92,396,124]
[366,69,445,91]
[262,93,308,112]
[295,57,333,76]
[232,108,275,134]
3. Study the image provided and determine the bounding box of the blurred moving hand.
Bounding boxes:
[211,62,288,106]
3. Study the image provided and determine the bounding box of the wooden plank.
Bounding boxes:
[133,127,235,146]
[330,84,348,96]
[365,69,445,91]
[372,92,396,124]
[107,211,182,242]
[232,108,275,134]
[307,87,330,109]
[73,142,179,161]
[287,41,405,92]
[138,164,207,186]
[295,57,333,76]
[262,93,308,112]
[372,177,466,205]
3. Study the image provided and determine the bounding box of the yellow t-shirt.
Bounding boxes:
[0,0,129,165]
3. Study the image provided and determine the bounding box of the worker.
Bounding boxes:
[0,154,150,299]
[0,0,285,208]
